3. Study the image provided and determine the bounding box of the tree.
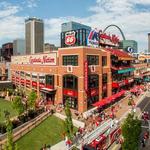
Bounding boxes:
[121,113,142,150]
[4,111,18,150]
[27,90,37,110]
[64,99,74,140]
[12,96,24,115]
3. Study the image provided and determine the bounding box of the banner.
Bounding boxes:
[84,61,88,92]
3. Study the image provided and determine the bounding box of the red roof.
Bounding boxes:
[105,48,133,59]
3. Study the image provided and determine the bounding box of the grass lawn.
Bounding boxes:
[16,115,67,150]
[0,99,17,122]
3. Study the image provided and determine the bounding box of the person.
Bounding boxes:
[141,137,146,147]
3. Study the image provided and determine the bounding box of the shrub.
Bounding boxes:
[0,122,6,134]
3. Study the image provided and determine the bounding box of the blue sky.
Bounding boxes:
[0,0,150,52]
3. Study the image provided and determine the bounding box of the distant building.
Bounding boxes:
[13,39,25,55]
[25,17,44,54]
[61,21,91,32]
[44,43,58,52]
[61,21,91,48]
[1,43,13,62]
[148,33,150,53]
[119,40,138,53]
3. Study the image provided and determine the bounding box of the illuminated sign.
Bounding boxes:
[11,53,57,65]
[65,31,76,46]
[87,29,99,47]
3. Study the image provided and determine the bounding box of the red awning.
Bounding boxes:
[92,99,108,107]
[105,48,134,60]
[93,90,126,107]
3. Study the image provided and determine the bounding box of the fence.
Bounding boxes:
[0,111,50,150]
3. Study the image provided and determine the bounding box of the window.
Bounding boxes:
[102,73,107,84]
[87,55,99,65]
[63,55,78,66]
[32,74,37,82]
[88,74,99,88]
[63,75,78,90]
[45,75,54,86]
[88,95,99,108]
[102,56,107,66]
[39,75,45,84]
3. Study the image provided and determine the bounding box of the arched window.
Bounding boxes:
[63,74,78,90]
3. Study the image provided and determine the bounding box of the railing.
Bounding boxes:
[0,111,50,150]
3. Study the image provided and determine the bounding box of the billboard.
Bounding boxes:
[11,53,57,65]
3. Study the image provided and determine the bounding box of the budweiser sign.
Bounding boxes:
[11,53,57,65]
[84,61,88,93]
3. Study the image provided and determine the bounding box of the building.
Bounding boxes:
[44,43,57,52]
[148,33,150,53]
[61,21,91,48]
[0,63,7,81]
[25,17,44,54]
[13,39,25,55]
[119,40,138,53]
[61,21,91,32]
[10,46,112,112]
[1,43,13,62]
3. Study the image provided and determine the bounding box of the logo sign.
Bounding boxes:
[87,29,99,47]
[126,47,134,53]
[65,31,76,45]
[100,33,119,46]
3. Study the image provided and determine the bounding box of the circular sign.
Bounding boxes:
[127,47,134,53]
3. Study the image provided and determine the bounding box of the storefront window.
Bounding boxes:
[88,74,99,88]
[63,75,78,90]
[87,55,99,65]
[63,96,78,109]
[63,55,78,66]
[102,56,107,66]
[32,74,37,82]
[39,75,45,84]
[45,75,54,86]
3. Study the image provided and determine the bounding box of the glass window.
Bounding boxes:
[32,74,37,82]
[45,75,54,86]
[63,75,78,90]
[39,75,45,84]
[102,56,107,66]
[63,55,78,66]
[87,55,99,65]
[88,74,99,88]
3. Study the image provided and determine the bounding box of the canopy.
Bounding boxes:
[93,90,126,107]
[106,48,134,60]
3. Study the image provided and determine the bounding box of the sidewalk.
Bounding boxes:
[51,141,67,150]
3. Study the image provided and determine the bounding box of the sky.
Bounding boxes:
[0,0,150,52]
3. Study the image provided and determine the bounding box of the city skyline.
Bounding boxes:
[0,0,150,52]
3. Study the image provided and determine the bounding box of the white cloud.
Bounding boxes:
[44,0,150,51]
[25,0,40,8]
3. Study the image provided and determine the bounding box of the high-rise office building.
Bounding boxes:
[13,39,25,55]
[148,33,150,53]
[61,21,91,32]
[25,17,44,54]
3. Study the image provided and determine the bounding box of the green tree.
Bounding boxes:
[64,99,74,140]
[27,90,37,110]
[121,113,142,150]
[4,111,18,150]
[12,96,24,115]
